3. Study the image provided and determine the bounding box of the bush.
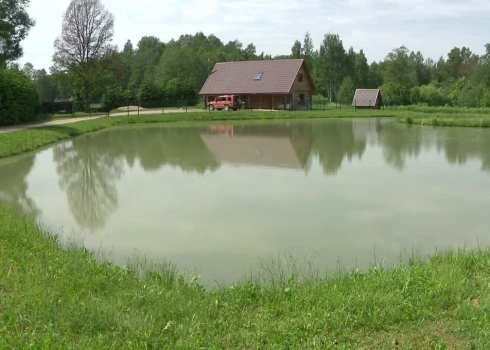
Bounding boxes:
[139,81,163,108]
[410,84,449,107]
[102,87,125,111]
[0,67,39,126]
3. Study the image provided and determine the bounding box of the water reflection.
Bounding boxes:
[104,127,220,173]
[438,128,490,171]
[200,124,314,171]
[0,154,41,218]
[2,118,490,284]
[312,119,368,174]
[53,135,124,231]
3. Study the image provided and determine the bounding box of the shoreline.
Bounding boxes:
[1,108,490,159]
[1,204,488,347]
[1,109,490,347]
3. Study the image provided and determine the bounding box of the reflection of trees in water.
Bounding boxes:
[438,128,490,171]
[378,123,423,170]
[53,135,124,231]
[375,123,490,172]
[0,154,41,219]
[311,120,367,175]
[105,127,220,173]
[52,127,219,231]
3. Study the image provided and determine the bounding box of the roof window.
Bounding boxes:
[254,72,263,80]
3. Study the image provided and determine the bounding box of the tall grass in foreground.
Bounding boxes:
[1,204,490,349]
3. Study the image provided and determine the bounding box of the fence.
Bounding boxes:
[40,99,205,118]
[38,98,399,119]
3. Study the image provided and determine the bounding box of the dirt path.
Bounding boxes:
[0,108,204,134]
[0,115,105,134]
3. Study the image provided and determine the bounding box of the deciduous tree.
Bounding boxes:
[52,0,115,111]
[0,0,35,65]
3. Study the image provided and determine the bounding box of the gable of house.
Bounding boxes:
[352,89,382,107]
[199,59,317,96]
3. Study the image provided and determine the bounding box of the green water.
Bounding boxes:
[1,118,490,284]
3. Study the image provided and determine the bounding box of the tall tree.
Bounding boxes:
[302,32,315,71]
[52,0,115,111]
[354,50,369,87]
[129,36,164,88]
[368,61,383,88]
[0,0,35,65]
[338,76,356,105]
[318,33,346,101]
[381,46,417,104]
[21,61,35,79]
[291,40,302,58]
[242,43,257,60]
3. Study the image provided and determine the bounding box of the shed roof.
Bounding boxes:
[199,59,316,95]
[352,89,383,107]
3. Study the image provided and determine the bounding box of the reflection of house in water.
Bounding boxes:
[200,124,314,171]
[351,118,382,145]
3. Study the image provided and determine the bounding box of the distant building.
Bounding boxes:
[352,89,383,109]
[41,99,73,114]
[199,59,317,110]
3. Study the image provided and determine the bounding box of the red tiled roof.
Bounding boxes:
[199,59,310,95]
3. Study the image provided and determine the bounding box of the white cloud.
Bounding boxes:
[18,0,490,70]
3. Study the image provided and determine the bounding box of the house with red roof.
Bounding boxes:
[199,59,317,110]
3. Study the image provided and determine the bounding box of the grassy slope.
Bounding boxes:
[2,108,490,348]
[1,205,489,348]
[2,108,490,158]
[395,106,490,127]
[0,110,393,158]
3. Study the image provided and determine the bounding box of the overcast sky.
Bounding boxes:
[18,0,490,71]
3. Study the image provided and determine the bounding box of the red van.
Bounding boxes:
[208,95,241,111]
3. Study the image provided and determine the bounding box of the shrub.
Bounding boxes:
[0,67,39,126]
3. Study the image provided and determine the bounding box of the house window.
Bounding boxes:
[298,74,303,82]
[254,72,263,80]
[299,93,305,105]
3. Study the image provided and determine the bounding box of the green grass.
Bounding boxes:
[0,109,393,158]
[2,107,490,347]
[397,105,490,115]
[3,107,490,159]
[1,204,490,348]
[398,114,490,128]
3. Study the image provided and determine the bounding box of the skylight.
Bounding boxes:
[254,72,263,80]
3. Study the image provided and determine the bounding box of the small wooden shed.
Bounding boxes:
[352,89,383,109]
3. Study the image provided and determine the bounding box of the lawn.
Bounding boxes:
[1,204,489,348]
[1,106,490,348]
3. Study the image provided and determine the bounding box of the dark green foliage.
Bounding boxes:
[338,76,356,105]
[101,86,125,111]
[411,84,450,106]
[138,81,163,108]
[0,0,35,65]
[0,66,39,125]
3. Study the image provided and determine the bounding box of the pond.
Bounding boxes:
[1,118,490,284]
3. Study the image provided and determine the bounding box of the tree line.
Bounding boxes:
[2,0,490,126]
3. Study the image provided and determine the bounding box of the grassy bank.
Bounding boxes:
[0,110,392,158]
[392,106,490,127]
[3,107,490,159]
[0,204,489,348]
[398,114,490,128]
